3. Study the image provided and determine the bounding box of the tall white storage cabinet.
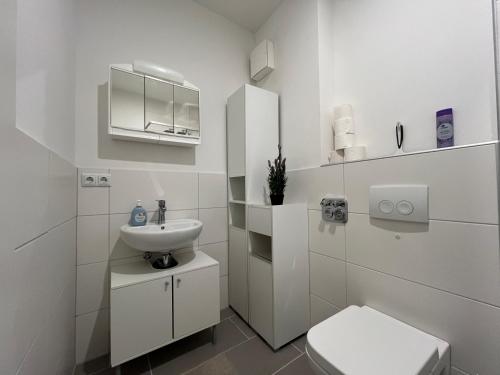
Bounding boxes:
[227,84,279,322]
[248,203,309,349]
[227,85,310,350]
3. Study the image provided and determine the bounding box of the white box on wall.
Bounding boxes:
[251,40,275,81]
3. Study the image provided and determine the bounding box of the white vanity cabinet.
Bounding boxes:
[110,252,219,367]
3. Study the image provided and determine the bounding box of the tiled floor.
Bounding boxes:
[75,308,314,375]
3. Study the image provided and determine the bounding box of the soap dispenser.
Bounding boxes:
[130,200,147,226]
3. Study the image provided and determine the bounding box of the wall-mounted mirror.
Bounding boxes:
[145,76,174,135]
[110,68,144,131]
[108,65,201,146]
[174,86,200,138]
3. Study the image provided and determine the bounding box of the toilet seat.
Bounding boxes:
[306,305,450,375]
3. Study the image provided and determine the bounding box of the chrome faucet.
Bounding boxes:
[157,200,166,224]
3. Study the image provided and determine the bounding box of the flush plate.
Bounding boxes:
[369,185,428,223]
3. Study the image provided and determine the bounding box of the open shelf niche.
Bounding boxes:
[248,231,272,262]
[229,176,246,202]
[229,203,246,230]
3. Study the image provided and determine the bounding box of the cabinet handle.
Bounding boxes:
[176,278,181,287]
[165,281,170,291]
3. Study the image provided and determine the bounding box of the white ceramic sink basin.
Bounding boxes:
[120,219,203,253]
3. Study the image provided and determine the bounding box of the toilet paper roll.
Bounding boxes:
[334,133,355,150]
[344,145,367,161]
[333,117,355,134]
[334,104,353,120]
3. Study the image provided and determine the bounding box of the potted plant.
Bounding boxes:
[267,145,287,205]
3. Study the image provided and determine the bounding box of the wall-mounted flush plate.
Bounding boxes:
[369,184,428,223]
[320,197,348,223]
[81,173,112,187]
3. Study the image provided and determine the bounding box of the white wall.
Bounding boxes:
[331,0,498,158]
[74,0,255,172]
[255,0,323,170]
[286,143,500,375]
[0,2,78,374]
[16,0,77,162]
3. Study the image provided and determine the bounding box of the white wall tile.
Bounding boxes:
[48,152,77,227]
[1,219,76,375]
[78,168,109,216]
[346,214,500,307]
[110,169,198,214]
[76,262,109,315]
[220,275,228,309]
[286,165,344,209]
[344,144,499,224]
[308,209,345,260]
[199,208,228,245]
[199,173,227,208]
[10,133,50,249]
[76,309,110,364]
[77,215,109,265]
[199,242,228,276]
[310,294,340,327]
[347,263,500,375]
[310,252,346,308]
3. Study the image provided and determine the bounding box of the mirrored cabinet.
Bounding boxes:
[108,65,201,146]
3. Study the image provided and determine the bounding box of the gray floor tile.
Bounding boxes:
[187,336,300,375]
[74,355,110,375]
[229,315,256,339]
[94,355,150,375]
[291,334,307,353]
[274,354,314,375]
[220,307,235,320]
[150,319,247,375]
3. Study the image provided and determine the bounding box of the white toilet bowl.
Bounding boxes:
[306,305,450,375]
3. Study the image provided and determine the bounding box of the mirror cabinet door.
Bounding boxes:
[174,86,200,138]
[110,68,145,131]
[145,77,174,135]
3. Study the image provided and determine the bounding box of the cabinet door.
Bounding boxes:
[173,266,219,339]
[173,85,200,138]
[111,277,173,366]
[227,86,245,177]
[110,68,145,131]
[145,77,174,134]
[229,226,248,321]
[249,254,274,347]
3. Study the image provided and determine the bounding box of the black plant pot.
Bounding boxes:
[270,194,284,205]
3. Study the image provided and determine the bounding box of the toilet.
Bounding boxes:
[306,306,450,375]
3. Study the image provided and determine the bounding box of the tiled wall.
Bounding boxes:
[75,169,228,364]
[286,143,500,375]
[0,133,77,375]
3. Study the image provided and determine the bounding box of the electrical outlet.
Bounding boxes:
[97,173,111,187]
[81,173,98,187]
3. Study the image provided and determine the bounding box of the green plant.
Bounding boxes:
[267,145,287,196]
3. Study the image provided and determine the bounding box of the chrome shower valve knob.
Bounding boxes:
[320,197,348,223]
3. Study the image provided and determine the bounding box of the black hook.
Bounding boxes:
[396,122,404,150]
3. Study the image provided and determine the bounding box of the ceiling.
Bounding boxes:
[194,0,283,32]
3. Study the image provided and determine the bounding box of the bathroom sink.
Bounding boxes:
[120,219,203,253]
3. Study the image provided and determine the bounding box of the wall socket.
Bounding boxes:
[81,173,111,187]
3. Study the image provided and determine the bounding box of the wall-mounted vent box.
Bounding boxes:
[250,40,275,81]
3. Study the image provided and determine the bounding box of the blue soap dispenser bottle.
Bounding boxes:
[130,200,147,226]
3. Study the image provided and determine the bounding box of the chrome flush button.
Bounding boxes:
[378,200,394,214]
[396,200,414,215]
